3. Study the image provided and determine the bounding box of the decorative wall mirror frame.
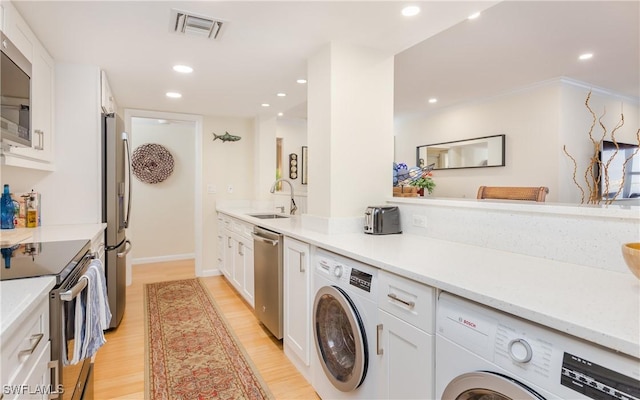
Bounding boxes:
[417,134,505,170]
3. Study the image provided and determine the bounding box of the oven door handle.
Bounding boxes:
[60,277,87,301]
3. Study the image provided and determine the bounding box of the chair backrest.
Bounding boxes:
[477,186,549,202]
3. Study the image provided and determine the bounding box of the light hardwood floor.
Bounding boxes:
[93,259,318,399]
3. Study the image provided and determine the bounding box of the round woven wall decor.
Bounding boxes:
[131,143,175,184]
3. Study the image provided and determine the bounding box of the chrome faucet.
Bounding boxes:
[270,178,297,215]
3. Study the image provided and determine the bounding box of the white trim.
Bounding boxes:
[132,253,195,265]
[123,108,204,282]
[200,268,223,277]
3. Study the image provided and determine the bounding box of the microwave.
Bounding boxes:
[0,30,31,148]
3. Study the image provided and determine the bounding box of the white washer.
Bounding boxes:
[311,248,379,399]
[436,292,640,400]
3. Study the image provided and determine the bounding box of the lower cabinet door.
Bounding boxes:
[241,242,254,308]
[222,231,234,280]
[283,237,310,366]
[378,310,434,400]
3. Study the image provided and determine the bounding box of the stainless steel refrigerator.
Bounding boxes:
[101,113,132,329]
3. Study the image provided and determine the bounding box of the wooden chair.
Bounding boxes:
[477,186,549,202]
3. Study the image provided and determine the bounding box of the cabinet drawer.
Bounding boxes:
[378,270,435,333]
[1,295,50,386]
[6,341,51,400]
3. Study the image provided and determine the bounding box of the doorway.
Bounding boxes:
[124,109,203,283]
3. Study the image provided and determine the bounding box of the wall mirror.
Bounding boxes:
[417,134,505,170]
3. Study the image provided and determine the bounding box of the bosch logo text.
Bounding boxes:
[459,317,477,328]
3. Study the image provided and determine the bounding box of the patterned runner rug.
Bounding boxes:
[145,278,274,400]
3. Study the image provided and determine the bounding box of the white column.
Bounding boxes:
[306,42,394,226]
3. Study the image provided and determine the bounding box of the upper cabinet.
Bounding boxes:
[1,0,56,170]
[101,70,118,114]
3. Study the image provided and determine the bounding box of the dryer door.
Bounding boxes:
[442,371,546,400]
[313,285,368,392]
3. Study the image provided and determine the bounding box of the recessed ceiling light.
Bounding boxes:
[579,53,593,60]
[468,11,481,20]
[166,92,182,98]
[277,92,286,97]
[296,79,307,84]
[401,6,420,17]
[277,112,284,117]
[261,103,270,107]
[173,65,193,73]
[157,119,168,124]
[428,98,438,104]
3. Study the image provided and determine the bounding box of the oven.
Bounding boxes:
[1,239,95,400]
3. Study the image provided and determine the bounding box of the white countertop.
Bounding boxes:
[5,223,106,243]
[0,276,55,338]
[218,206,640,359]
[0,223,105,338]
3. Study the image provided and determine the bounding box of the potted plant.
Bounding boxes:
[410,175,436,196]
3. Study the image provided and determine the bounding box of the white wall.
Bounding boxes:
[129,118,195,262]
[2,64,102,225]
[203,116,255,275]
[394,80,639,203]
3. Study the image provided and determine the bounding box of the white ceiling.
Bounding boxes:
[394,1,640,118]
[12,1,639,121]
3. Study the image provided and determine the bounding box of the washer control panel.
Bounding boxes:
[561,352,640,400]
[316,249,377,297]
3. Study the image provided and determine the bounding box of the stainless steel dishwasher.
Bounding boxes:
[252,226,283,339]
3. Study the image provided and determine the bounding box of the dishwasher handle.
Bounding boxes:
[252,233,279,246]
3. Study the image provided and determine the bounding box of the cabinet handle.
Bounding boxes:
[19,333,44,357]
[227,237,232,248]
[299,252,305,272]
[49,360,60,399]
[376,324,384,355]
[238,242,244,256]
[387,293,415,309]
[33,129,44,150]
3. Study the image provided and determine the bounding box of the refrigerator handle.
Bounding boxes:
[117,239,132,258]
[123,132,132,229]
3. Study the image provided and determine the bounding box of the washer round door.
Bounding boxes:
[313,285,368,392]
[442,372,546,400]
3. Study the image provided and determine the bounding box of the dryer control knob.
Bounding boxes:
[333,265,343,278]
[508,339,533,363]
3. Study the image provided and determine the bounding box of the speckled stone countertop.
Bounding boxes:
[0,276,55,338]
[217,206,640,359]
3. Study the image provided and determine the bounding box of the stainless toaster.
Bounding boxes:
[364,206,402,235]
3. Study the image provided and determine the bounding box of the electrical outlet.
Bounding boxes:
[207,184,217,194]
[412,214,427,228]
[227,185,233,193]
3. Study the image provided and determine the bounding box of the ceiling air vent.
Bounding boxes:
[170,9,225,40]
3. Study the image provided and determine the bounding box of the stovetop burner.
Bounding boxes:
[1,239,91,284]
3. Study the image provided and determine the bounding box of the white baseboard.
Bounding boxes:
[200,269,222,277]
[132,253,195,265]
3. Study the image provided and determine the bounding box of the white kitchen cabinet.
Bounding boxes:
[0,291,52,399]
[222,229,234,280]
[283,236,311,375]
[217,213,255,307]
[377,270,436,399]
[2,0,55,170]
[100,70,118,114]
[378,310,434,399]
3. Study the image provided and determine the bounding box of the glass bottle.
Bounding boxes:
[1,184,15,229]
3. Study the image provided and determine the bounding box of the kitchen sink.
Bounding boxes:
[247,213,290,219]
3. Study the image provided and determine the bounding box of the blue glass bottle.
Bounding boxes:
[1,184,15,229]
